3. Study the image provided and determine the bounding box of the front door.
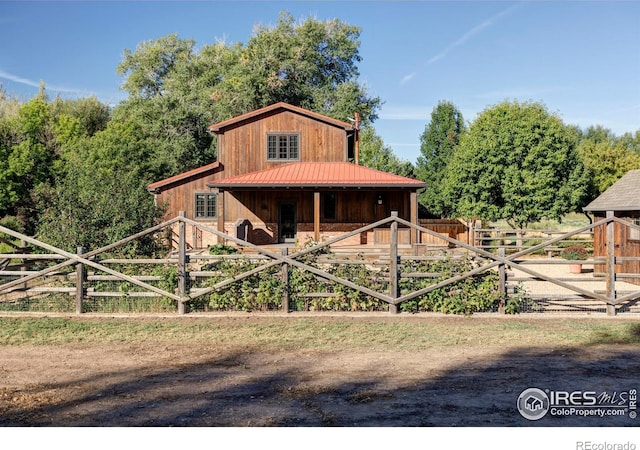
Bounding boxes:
[279,203,297,243]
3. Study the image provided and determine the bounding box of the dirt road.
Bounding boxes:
[1,317,638,427]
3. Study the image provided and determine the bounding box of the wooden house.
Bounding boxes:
[147,102,426,249]
[583,169,640,285]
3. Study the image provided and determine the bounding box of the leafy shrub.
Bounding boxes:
[205,259,283,311]
[399,253,505,315]
[208,244,239,255]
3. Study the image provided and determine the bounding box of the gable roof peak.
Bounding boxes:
[208,102,355,134]
[583,169,640,212]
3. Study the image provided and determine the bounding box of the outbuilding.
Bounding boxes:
[583,169,640,285]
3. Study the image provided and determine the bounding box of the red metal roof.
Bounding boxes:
[147,161,222,193]
[209,162,426,189]
[208,102,355,134]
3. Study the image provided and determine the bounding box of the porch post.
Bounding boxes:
[217,190,225,245]
[314,191,320,242]
[410,190,418,244]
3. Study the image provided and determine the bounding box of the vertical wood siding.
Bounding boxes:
[593,213,640,285]
[219,110,347,177]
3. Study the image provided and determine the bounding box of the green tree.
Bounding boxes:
[117,33,196,99]
[577,135,640,198]
[0,89,56,233]
[618,130,640,155]
[115,33,217,177]
[36,119,160,253]
[443,100,590,228]
[358,126,414,177]
[0,87,111,233]
[416,100,466,217]
[208,12,381,125]
[113,12,382,181]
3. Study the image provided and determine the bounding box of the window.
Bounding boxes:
[267,133,299,160]
[323,193,336,220]
[195,193,217,219]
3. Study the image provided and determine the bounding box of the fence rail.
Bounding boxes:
[1,212,640,315]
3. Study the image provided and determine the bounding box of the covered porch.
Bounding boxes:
[216,188,420,246]
[208,161,425,247]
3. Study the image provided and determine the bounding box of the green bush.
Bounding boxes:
[399,253,505,315]
[204,259,283,311]
[208,244,239,255]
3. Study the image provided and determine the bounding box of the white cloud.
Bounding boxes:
[0,69,41,89]
[426,3,524,66]
[0,69,93,96]
[400,72,417,85]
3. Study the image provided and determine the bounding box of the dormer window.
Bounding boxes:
[267,133,299,161]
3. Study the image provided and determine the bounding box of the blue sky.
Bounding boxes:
[1,1,639,163]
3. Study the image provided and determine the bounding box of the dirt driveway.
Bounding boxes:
[1,315,639,427]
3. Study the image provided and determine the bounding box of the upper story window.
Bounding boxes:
[267,133,299,161]
[195,192,217,219]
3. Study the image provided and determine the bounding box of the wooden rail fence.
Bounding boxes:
[1,213,640,315]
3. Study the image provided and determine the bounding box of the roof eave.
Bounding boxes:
[147,162,223,193]
[208,183,425,189]
[583,206,640,212]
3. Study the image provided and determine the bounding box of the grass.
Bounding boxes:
[490,212,590,231]
[1,315,639,350]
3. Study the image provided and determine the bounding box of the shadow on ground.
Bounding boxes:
[1,330,639,427]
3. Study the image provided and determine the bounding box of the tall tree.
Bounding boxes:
[577,132,640,198]
[115,34,217,177]
[36,119,160,253]
[416,100,465,217]
[208,12,380,125]
[619,130,640,155]
[113,12,382,182]
[358,126,414,177]
[117,34,196,99]
[443,100,590,228]
[0,87,111,233]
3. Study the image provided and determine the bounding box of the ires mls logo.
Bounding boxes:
[517,388,550,420]
[517,388,638,421]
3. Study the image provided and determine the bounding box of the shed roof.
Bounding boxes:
[147,161,222,193]
[208,102,355,134]
[583,170,640,212]
[208,162,426,189]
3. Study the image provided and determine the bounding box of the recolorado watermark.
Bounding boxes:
[517,387,637,421]
[576,442,636,450]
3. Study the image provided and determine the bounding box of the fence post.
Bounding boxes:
[605,211,616,316]
[76,246,85,314]
[498,247,506,314]
[19,239,27,291]
[282,248,289,313]
[389,212,399,314]
[178,211,187,315]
